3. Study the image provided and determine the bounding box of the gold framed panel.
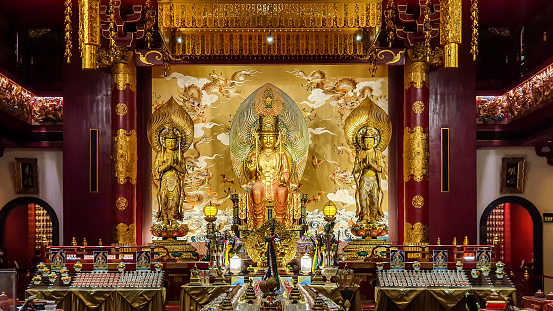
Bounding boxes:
[500,157,525,194]
[15,158,39,194]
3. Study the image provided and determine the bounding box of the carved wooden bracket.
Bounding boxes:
[535,144,553,166]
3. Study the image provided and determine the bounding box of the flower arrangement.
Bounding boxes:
[496,261,505,271]
[376,262,384,271]
[471,269,480,278]
[481,267,490,276]
[74,262,82,272]
[48,272,57,282]
[456,261,463,271]
[496,270,505,279]
[42,268,50,276]
[32,275,42,284]
[117,262,126,272]
[413,261,421,271]
[37,262,46,270]
[62,276,71,284]
[154,262,163,271]
[60,268,69,276]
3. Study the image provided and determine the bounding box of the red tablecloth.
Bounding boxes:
[522,296,553,310]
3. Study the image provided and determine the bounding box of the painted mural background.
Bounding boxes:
[150,64,389,242]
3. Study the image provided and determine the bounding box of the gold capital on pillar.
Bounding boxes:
[404,59,428,89]
[112,51,137,92]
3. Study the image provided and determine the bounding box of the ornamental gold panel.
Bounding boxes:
[158,0,382,57]
[116,103,128,116]
[115,223,136,246]
[78,0,100,69]
[113,129,138,185]
[116,197,128,210]
[412,195,424,209]
[404,222,429,244]
[404,60,428,89]
[440,0,462,68]
[412,100,425,113]
[112,52,137,92]
[403,126,429,182]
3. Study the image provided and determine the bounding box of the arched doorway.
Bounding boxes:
[479,196,542,294]
[0,197,59,273]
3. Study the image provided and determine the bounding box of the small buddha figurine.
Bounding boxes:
[246,114,290,228]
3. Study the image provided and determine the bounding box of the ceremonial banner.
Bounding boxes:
[476,249,491,269]
[50,251,66,271]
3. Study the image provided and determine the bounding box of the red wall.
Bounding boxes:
[510,203,533,269]
[4,204,29,270]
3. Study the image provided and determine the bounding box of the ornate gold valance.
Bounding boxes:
[158,0,382,57]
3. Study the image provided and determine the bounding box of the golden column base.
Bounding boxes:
[148,239,198,261]
[344,239,391,260]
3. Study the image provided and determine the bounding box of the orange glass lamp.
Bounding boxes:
[323,200,337,222]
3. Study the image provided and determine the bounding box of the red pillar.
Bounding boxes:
[111,51,138,245]
[403,48,430,244]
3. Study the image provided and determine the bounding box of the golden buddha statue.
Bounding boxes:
[230,84,309,231]
[147,97,194,238]
[153,127,187,223]
[246,115,291,227]
[344,97,391,239]
[353,127,385,224]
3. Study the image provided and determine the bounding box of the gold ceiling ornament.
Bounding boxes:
[344,97,392,153]
[411,195,424,209]
[384,0,397,47]
[412,100,425,113]
[403,126,429,182]
[243,219,298,270]
[439,0,462,68]
[158,0,382,58]
[116,197,128,210]
[115,223,137,246]
[404,222,429,244]
[64,0,73,63]
[470,0,479,61]
[113,129,138,185]
[144,0,157,49]
[78,0,101,69]
[115,103,128,116]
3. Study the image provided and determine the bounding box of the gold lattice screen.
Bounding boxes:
[158,0,382,57]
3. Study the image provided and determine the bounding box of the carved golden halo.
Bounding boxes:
[243,219,298,268]
[344,97,392,152]
[146,97,194,153]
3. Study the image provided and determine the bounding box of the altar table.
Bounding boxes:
[521,296,553,310]
[375,287,517,311]
[180,284,361,311]
[26,287,166,311]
